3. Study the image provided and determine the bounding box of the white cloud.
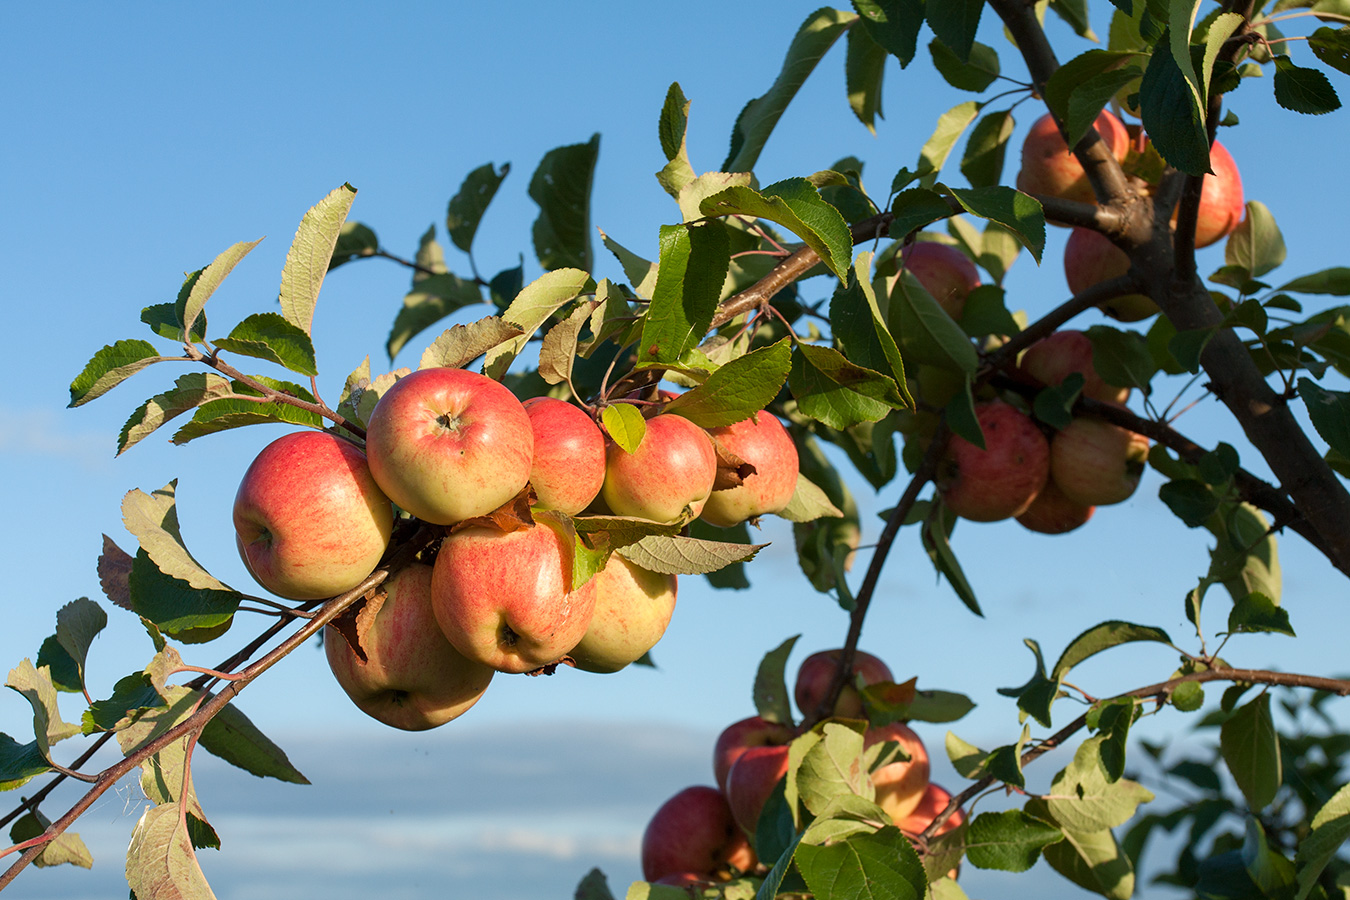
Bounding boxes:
[0,406,110,469]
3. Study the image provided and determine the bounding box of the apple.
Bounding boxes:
[896,782,965,837]
[935,401,1050,522]
[1191,139,1245,249]
[522,396,606,515]
[1063,227,1160,322]
[1019,329,1130,405]
[701,411,799,527]
[1050,417,1150,506]
[1015,476,1094,535]
[713,716,795,796]
[1016,111,1131,205]
[899,241,981,320]
[431,518,597,674]
[323,563,494,731]
[601,413,717,523]
[364,367,534,525]
[234,430,394,601]
[641,785,757,883]
[793,649,894,720]
[866,722,931,823]
[568,554,677,673]
[725,743,791,836]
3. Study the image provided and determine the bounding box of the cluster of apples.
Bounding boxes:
[639,650,964,888]
[231,367,801,730]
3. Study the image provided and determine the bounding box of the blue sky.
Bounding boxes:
[3,3,1349,897]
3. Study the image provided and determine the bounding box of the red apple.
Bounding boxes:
[1063,227,1160,322]
[896,782,965,837]
[866,722,931,823]
[1016,111,1130,205]
[936,401,1050,522]
[233,431,394,601]
[568,554,677,673]
[793,649,894,720]
[1015,476,1094,535]
[522,397,606,515]
[701,411,799,527]
[364,367,534,525]
[713,716,795,796]
[899,241,981,320]
[1020,329,1130,405]
[725,744,791,836]
[1050,417,1150,506]
[1191,139,1245,249]
[641,786,757,883]
[324,563,494,731]
[602,413,717,523]
[431,518,597,674]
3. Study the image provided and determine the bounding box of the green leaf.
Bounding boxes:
[965,810,1062,872]
[198,702,309,784]
[36,636,80,694]
[1051,621,1172,683]
[327,221,379,271]
[69,339,172,408]
[789,344,905,430]
[1139,29,1210,175]
[5,660,81,758]
[181,238,264,342]
[888,188,954,240]
[447,162,509,253]
[947,732,989,779]
[889,272,979,373]
[1049,0,1097,38]
[960,110,1015,188]
[1228,591,1295,636]
[538,303,592,387]
[485,268,595,379]
[874,689,975,725]
[1028,797,1136,900]
[1220,692,1282,811]
[129,550,238,641]
[602,403,647,455]
[1046,737,1155,832]
[1085,325,1156,391]
[279,184,355,336]
[846,23,888,133]
[1067,69,1145,149]
[212,312,318,377]
[575,867,618,900]
[1167,0,1208,114]
[1298,377,1350,457]
[930,39,1000,92]
[724,8,857,173]
[616,534,767,575]
[1034,373,1085,431]
[700,178,853,279]
[142,301,207,344]
[0,733,51,791]
[998,639,1056,728]
[386,272,485,361]
[946,186,1046,263]
[922,499,982,617]
[1225,201,1287,279]
[83,671,165,734]
[1160,478,1220,526]
[1278,266,1350,295]
[125,802,217,900]
[1274,56,1341,114]
[1295,782,1350,900]
[1244,817,1298,898]
[418,316,524,370]
[1044,50,1145,127]
[118,373,235,455]
[656,83,697,199]
[8,809,93,869]
[638,222,731,366]
[753,635,799,726]
[830,252,911,402]
[122,482,237,594]
[52,598,105,694]
[927,0,985,62]
[664,339,792,427]
[918,102,981,185]
[530,135,599,272]
[798,724,872,814]
[171,391,323,444]
[795,826,927,900]
[778,472,846,524]
[1309,25,1350,75]
[853,0,925,67]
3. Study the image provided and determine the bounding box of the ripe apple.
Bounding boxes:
[364,367,534,525]
[936,401,1050,522]
[641,785,757,883]
[1019,329,1130,405]
[1063,227,1160,322]
[896,782,965,837]
[1016,111,1131,205]
[725,743,791,836]
[601,413,717,523]
[521,397,606,515]
[899,241,981,320]
[793,649,894,720]
[713,716,795,796]
[234,430,394,601]
[701,411,799,527]
[1050,417,1150,506]
[1015,476,1094,535]
[323,563,494,731]
[866,722,931,823]
[431,518,597,674]
[1190,139,1245,249]
[568,554,677,673]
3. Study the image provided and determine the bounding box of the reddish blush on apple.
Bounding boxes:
[364,367,534,525]
[936,401,1050,522]
[866,722,931,824]
[702,410,799,527]
[1016,110,1131,205]
[1020,330,1130,405]
[1185,139,1245,249]
[522,396,606,515]
[602,413,717,524]
[233,430,394,601]
[794,649,893,720]
[641,785,756,883]
[1015,477,1094,535]
[896,782,965,837]
[899,241,981,320]
[1063,227,1160,322]
[713,716,795,796]
[1050,418,1150,506]
[568,554,677,674]
[324,563,494,731]
[725,743,791,836]
[431,518,596,674]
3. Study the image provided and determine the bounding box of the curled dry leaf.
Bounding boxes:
[448,484,537,535]
[98,535,135,611]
